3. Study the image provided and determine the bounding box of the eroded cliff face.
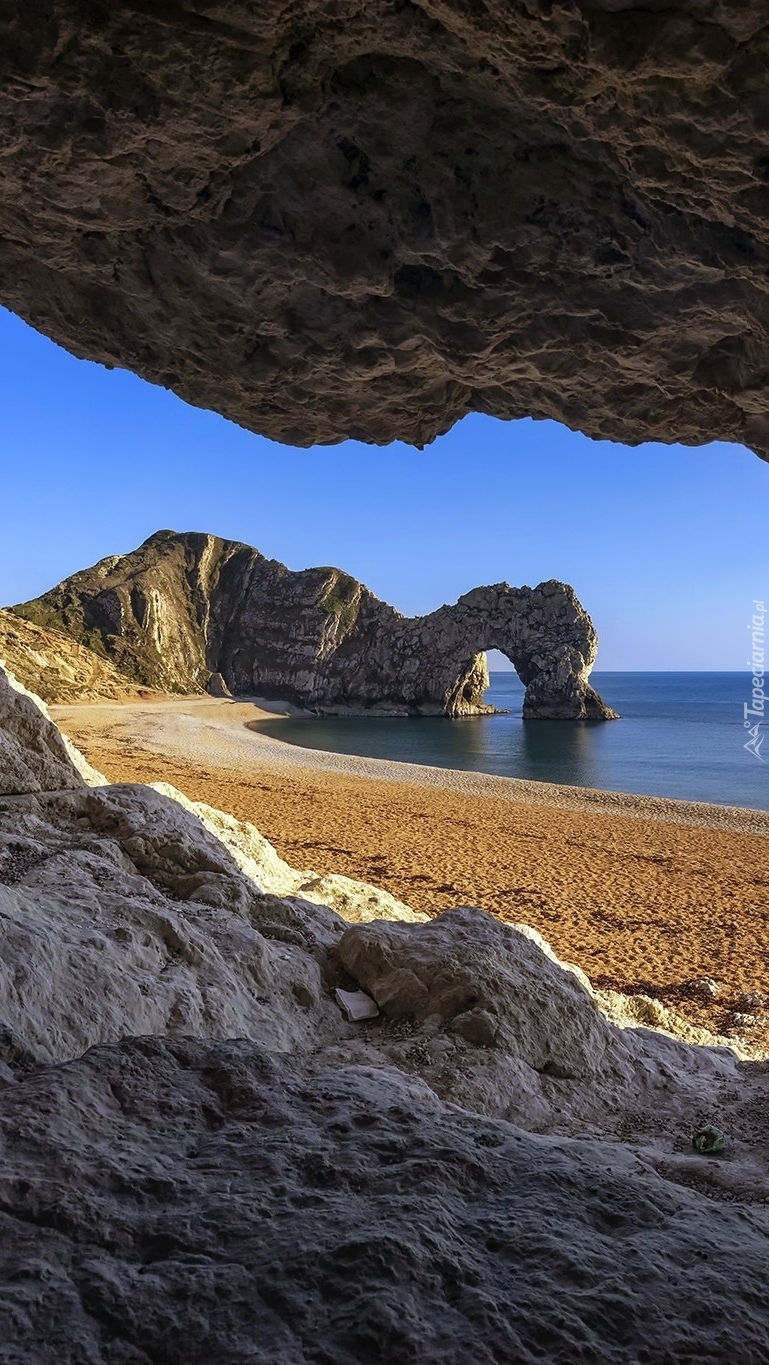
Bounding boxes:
[1,3,769,456]
[14,529,617,720]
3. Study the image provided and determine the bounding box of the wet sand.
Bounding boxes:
[53,695,769,1038]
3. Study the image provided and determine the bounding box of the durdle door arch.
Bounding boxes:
[350,580,619,721]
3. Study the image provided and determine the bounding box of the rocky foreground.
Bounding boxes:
[2,661,769,1360]
[14,528,617,719]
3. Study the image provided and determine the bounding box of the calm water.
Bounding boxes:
[255,673,769,810]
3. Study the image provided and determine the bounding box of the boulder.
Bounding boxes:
[207,670,232,698]
[338,906,615,1078]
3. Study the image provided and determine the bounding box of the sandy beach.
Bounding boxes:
[53,694,769,1039]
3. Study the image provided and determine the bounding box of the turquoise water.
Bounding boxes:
[254,672,769,810]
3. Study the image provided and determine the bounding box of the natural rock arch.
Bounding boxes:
[392,583,616,720]
[13,531,618,720]
[315,579,617,721]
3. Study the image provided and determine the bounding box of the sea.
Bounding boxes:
[254,672,769,811]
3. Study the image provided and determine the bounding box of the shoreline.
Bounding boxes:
[244,717,769,833]
[52,694,769,836]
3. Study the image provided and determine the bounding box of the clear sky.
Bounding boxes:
[0,304,765,670]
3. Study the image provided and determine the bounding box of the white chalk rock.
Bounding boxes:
[152,782,428,923]
[0,780,342,1065]
[0,660,104,794]
[0,772,421,1067]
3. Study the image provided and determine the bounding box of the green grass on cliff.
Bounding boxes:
[13,600,68,632]
[319,573,360,632]
[13,601,110,659]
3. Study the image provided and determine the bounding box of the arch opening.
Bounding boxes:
[435,582,619,722]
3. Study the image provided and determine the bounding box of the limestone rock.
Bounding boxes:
[0,776,430,1066]
[14,529,618,719]
[0,661,102,795]
[0,674,420,1064]
[207,670,232,698]
[338,906,615,1077]
[0,782,416,1064]
[3,1038,769,1364]
[0,663,423,1063]
[4,658,769,1356]
[1,4,769,461]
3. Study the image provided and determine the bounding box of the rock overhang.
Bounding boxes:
[1,2,769,456]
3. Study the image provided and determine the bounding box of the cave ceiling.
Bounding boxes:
[1,1,768,456]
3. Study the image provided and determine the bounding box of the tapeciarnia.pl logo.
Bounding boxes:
[744,599,766,761]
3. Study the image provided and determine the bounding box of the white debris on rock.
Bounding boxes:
[334,987,380,1021]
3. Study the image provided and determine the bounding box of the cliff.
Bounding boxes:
[13,530,617,720]
[0,3,768,458]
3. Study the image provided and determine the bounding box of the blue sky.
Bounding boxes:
[0,304,765,670]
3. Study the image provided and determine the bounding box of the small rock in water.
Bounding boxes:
[692,1125,726,1155]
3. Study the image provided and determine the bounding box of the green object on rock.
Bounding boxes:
[692,1125,726,1155]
